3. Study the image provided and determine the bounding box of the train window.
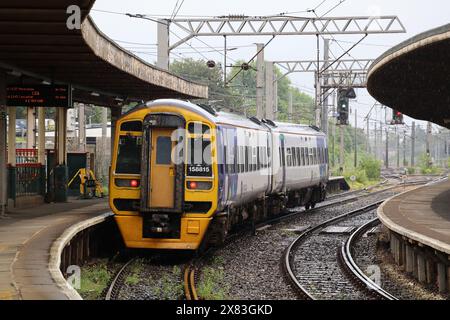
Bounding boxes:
[250,147,254,171]
[251,147,255,172]
[318,148,321,164]
[257,147,261,170]
[244,146,248,172]
[188,122,210,134]
[249,147,253,172]
[296,147,300,167]
[116,135,142,174]
[238,146,242,173]
[303,148,307,166]
[300,148,304,166]
[246,146,250,172]
[292,148,296,167]
[241,146,245,173]
[156,136,172,165]
[253,148,257,171]
[186,138,212,177]
[120,121,142,132]
[224,146,228,174]
[286,148,292,167]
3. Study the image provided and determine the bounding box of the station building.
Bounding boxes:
[0,0,208,212]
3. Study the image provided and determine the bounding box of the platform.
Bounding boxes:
[378,178,450,293]
[0,199,110,300]
[378,179,450,255]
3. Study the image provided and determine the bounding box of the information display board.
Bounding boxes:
[6,85,70,107]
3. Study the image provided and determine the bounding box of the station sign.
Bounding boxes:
[6,84,70,108]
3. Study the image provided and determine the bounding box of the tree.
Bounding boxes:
[227,60,314,122]
[169,58,242,109]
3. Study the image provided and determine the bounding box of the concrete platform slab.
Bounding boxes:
[0,198,110,300]
[378,178,450,255]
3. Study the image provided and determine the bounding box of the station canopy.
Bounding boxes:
[367,23,450,128]
[0,0,208,108]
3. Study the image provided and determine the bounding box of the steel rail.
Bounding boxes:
[340,218,398,300]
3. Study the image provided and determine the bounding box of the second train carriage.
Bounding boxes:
[109,99,328,250]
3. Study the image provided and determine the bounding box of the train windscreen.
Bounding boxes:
[116,135,142,174]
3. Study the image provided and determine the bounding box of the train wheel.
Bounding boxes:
[311,202,316,209]
[305,203,311,211]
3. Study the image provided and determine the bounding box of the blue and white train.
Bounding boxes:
[110,100,329,250]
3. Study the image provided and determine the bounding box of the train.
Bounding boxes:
[109,99,329,250]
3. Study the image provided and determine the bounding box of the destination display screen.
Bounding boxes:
[6,85,70,107]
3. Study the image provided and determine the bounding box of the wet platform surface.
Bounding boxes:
[0,199,110,300]
[379,179,450,255]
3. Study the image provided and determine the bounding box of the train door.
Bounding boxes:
[280,134,286,190]
[149,128,175,208]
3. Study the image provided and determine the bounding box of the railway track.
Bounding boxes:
[282,200,395,300]
[105,258,136,300]
[339,217,398,300]
[104,177,442,300]
[184,264,199,300]
[282,176,443,300]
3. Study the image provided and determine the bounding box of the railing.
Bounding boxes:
[6,149,46,200]
[15,164,45,197]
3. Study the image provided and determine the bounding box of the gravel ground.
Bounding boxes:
[352,224,447,300]
[197,188,399,300]
[376,246,445,300]
[292,210,378,300]
[117,255,189,300]
[111,180,436,301]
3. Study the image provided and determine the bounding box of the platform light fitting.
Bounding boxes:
[7,70,22,77]
[90,92,100,97]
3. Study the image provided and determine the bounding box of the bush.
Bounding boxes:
[407,167,416,175]
[359,157,381,180]
[345,168,368,184]
[419,153,438,175]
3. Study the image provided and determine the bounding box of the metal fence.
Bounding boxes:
[15,164,45,197]
[8,149,45,201]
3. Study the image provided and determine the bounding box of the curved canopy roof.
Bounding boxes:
[0,0,208,107]
[367,23,450,128]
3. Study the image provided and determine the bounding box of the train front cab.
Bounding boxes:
[110,105,218,250]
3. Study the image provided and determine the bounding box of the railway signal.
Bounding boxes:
[392,110,404,125]
[337,89,349,125]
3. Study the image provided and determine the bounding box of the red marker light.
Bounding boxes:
[130,179,139,187]
[189,181,197,189]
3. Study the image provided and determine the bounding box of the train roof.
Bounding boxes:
[142,99,325,136]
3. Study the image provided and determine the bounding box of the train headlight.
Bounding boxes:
[115,178,140,188]
[130,179,139,187]
[187,181,212,190]
[189,181,198,189]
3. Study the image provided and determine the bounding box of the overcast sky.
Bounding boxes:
[90,0,450,132]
